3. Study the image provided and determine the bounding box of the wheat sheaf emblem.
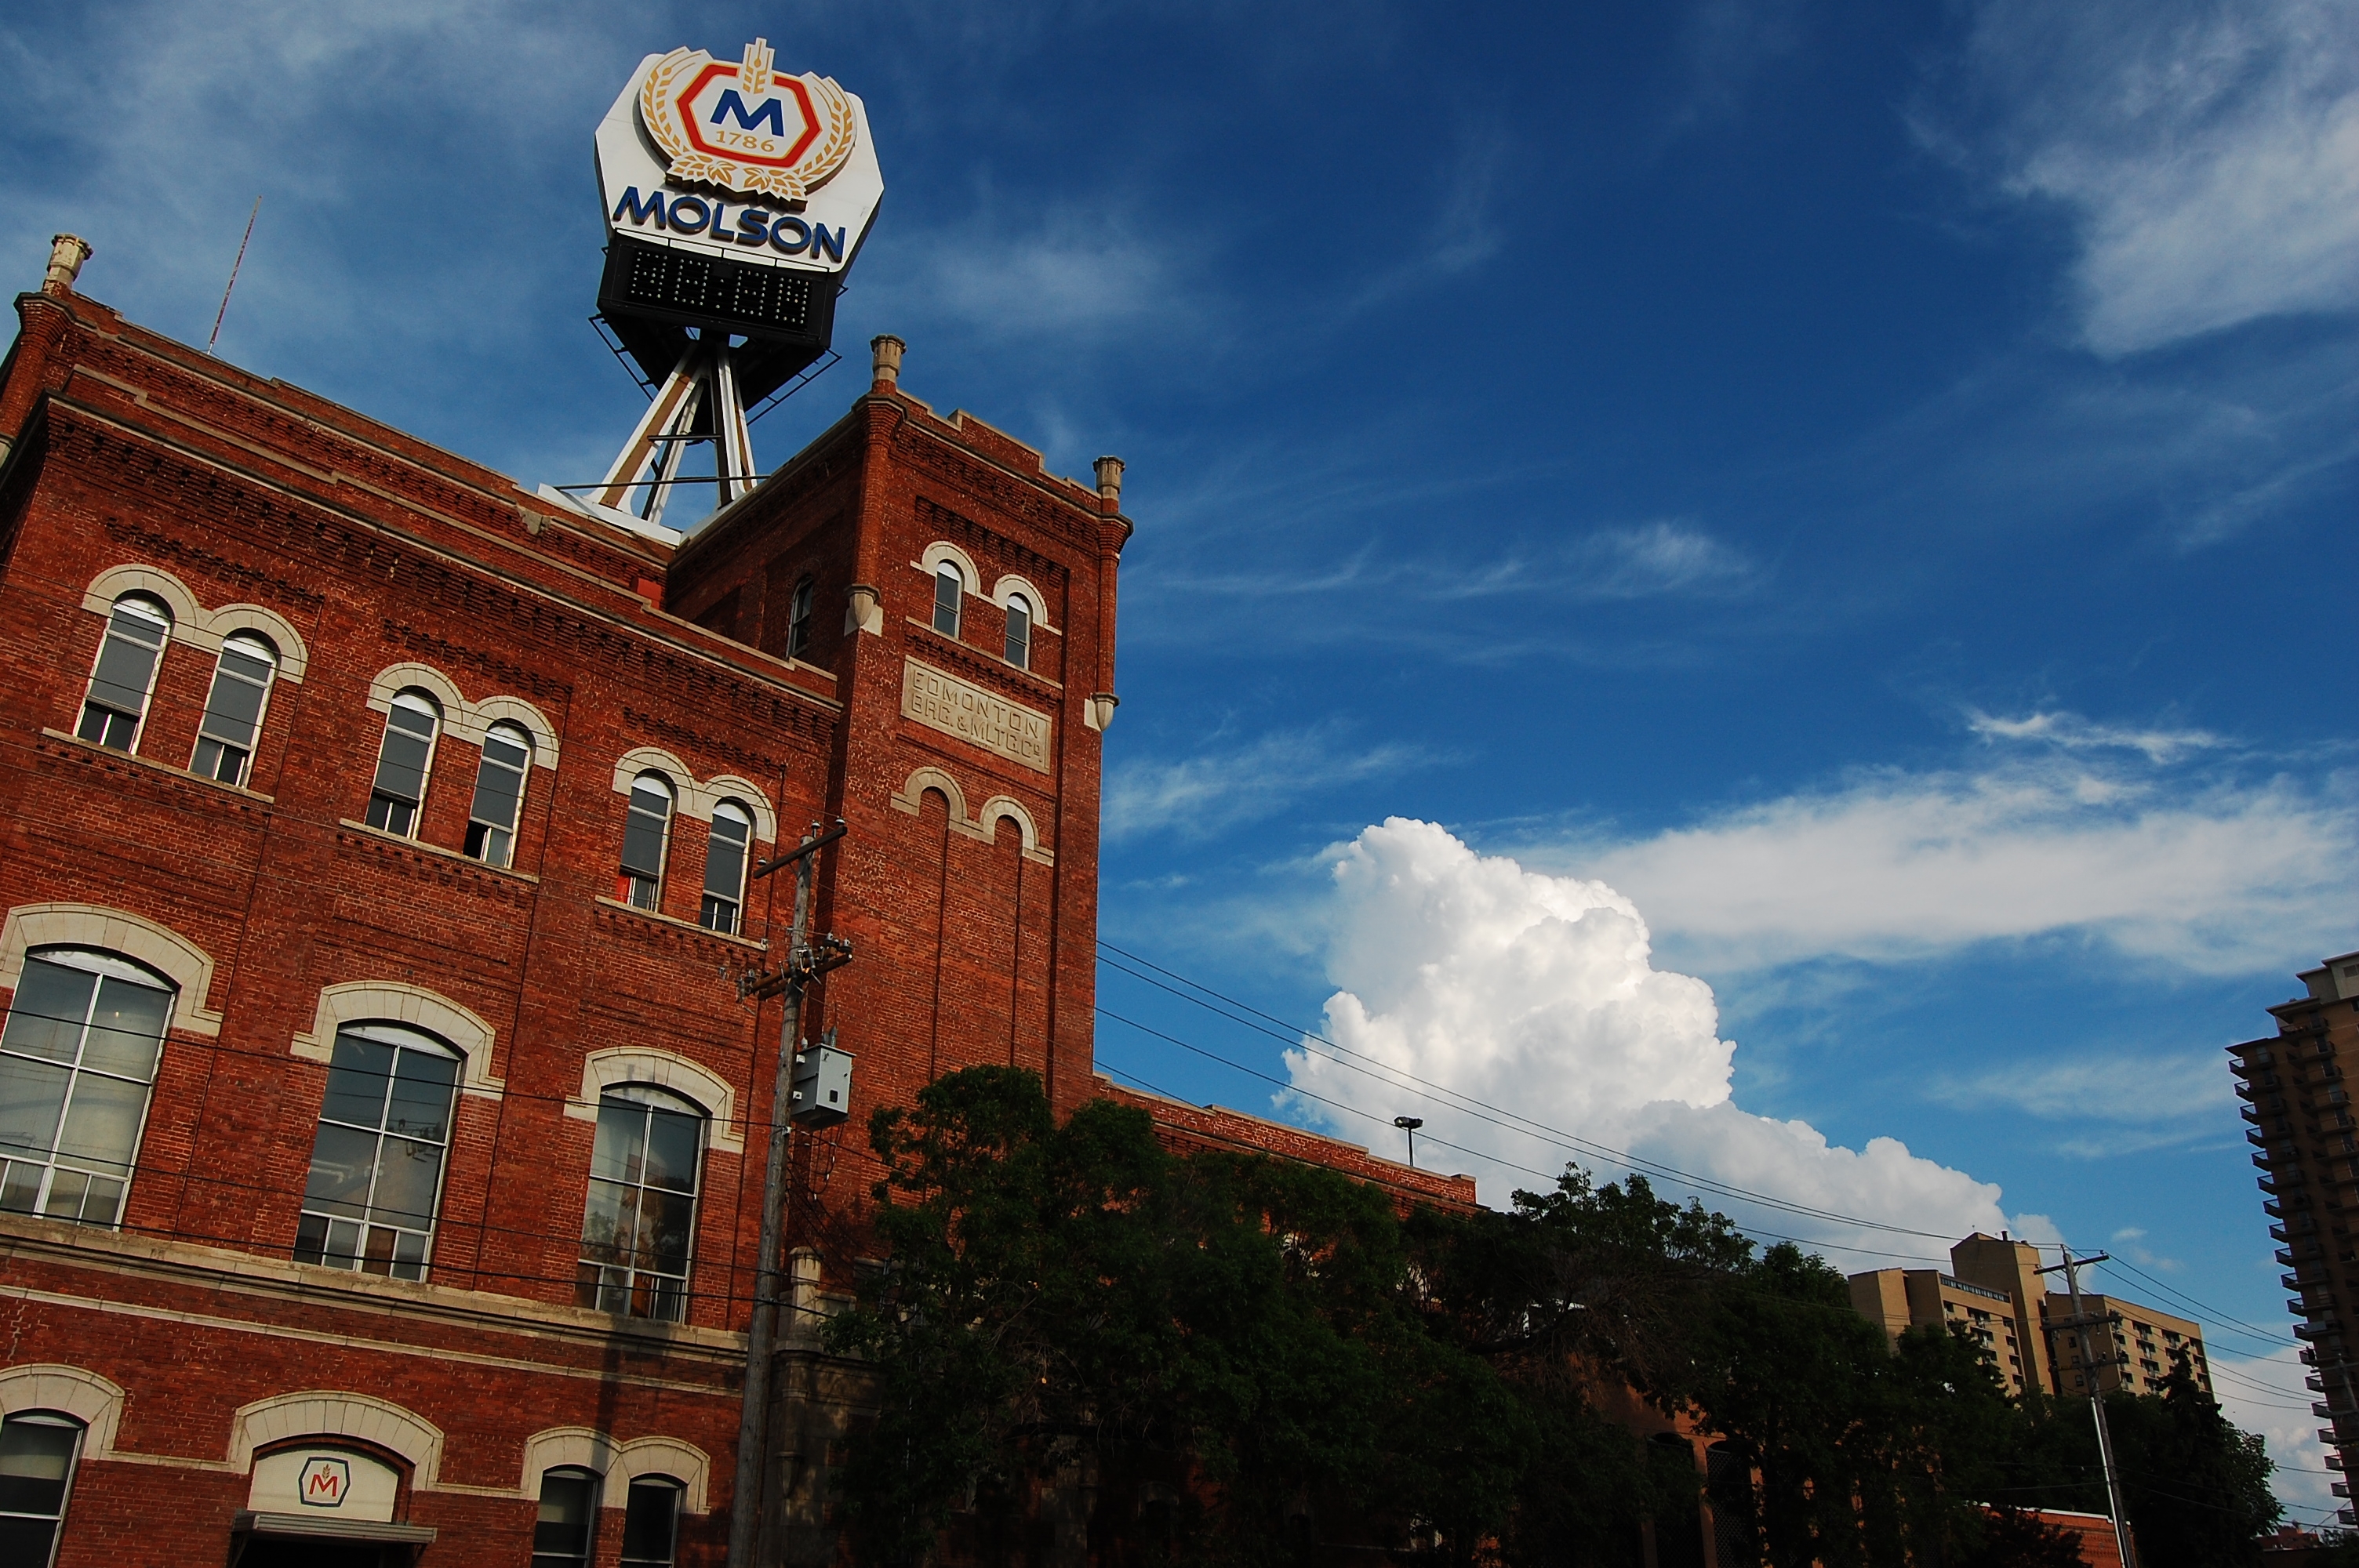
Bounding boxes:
[639,40,857,206]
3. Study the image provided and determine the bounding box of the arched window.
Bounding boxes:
[464,722,533,869]
[365,689,442,837]
[700,801,753,935]
[0,947,174,1228]
[533,1466,601,1567]
[294,1020,460,1282]
[932,562,961,637]
[620,1476,685,1567]
[191,631,278,786]
[618,774,674,911]
[786,575,815,660]
[0,1410,85,1566]
[76,594,171,753]
[576,1085,703,1323]
[1004,592,1031,670]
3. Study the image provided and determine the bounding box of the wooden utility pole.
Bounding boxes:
[728,820,851,1568]
[2040,1245,2136,1568]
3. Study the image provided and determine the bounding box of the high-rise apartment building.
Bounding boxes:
[1849,1232,2209,1401]
[2232,948,2359,1523]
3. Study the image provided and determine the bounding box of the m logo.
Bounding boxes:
[298,1455,352,1508]
[709,89,787,136]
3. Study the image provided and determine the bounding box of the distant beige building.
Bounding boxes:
[1848,1232,2208,1400]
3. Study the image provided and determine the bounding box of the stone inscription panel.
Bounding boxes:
[901,659,1052,773]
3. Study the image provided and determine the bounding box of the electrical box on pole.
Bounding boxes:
[791,1030,852,1127]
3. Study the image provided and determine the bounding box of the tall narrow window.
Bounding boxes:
[464,722,533,868]
[365,690,441,837]
[533,1467,601,1568]
[932,563,961,637]
[700,801,752,935]
[620,1478,684,1568]
[0,949,173,1228]
[787,575,815,660]
[294,1021,460,1282]
[576,1085,703,1323]
[1004,593,1031,670]
[0,1411,83,1568]
[191,632,278,786]
[76,595,171,753]
[618,773,674,911]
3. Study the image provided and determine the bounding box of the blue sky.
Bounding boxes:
[5,0,2354,1512]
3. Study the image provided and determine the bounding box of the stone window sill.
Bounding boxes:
[336,818,541,884]
[41,728,276,803]
[593,895,768,950]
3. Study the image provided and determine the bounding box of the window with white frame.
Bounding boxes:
[700,801,752,935]
[191,631,278,786]
[464,722,533,868]
[1004,592,1031,670]
[932,562,961,637]
[576,1084,703,1322]
[293,1021,460,1281]
[619,1476,685,1567]
[618,773,674,911]
[365,689,442,837]
[533,1466,601,1567]
[76,594,171,753]
[0,1410,84,1567]
[0,948,174,1227]
[787,575,815,660]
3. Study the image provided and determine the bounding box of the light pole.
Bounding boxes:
[1394,1116,1423,1169]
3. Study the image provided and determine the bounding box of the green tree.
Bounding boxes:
[2104,1357,2280,1568]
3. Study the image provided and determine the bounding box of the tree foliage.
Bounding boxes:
[825,1069,2279,1566]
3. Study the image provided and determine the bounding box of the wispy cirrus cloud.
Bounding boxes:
[1105,724,1436,844]
[1967,708,2227,764]
[1932,0,2359,355]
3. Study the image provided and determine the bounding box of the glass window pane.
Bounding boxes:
[932,568,960,635]
[621,805,668,878]
[0,1058,71,1159]
[591,1102,643,1183]
[322,1035,396,1128]
[386,1051,458,1144]
[80,975,169,1079]
[198,662,269,747]
[620,1480,680,1564]
[53,1073,147,1175]
[638,1188,696,1274]
[470,761,525,834]
[642,1109,700,1194]
[373,728,432,804]
[303,1122,380,1218]
[579,1178,634,1263]
[0,1415,78,1517]
[2,963,96,1063]
[484,731,532,770]
[367,1137,445,1227]
[88,625,162,715]
[535,1471,598,1559]
[702,825,747,899]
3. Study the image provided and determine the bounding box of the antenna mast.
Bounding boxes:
[208,198,262,354]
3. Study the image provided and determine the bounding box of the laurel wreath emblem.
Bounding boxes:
[638,46,858,206]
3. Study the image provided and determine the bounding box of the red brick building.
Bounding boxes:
[0,243,1470,1566]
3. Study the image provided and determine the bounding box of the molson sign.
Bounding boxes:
[597,38,885,274]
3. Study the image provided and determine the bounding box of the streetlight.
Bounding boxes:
[1394,1116,1423,1168]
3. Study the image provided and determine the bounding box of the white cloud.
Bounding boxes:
[1576,757,2356,975]
[1932,1051,2232,1126]
[1968,708,2226,764]
[1950,0,2359,354]
[892,209,1193,341]
[1281,818,2014,1245]
[1104,726,1431,844]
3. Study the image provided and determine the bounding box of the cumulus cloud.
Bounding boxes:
[1281,818,2012,1245]
[1579,757,2356,975]
[2209,1345,2340,1523]
[1944,0,2359,354]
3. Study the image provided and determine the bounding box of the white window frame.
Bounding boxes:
[0,947,176,1229]
[786,575,815,660]
[293,1020,462,1283]
[931,562,962,638]
[0,1410,85,1568]
[576,1085,706,1324]
[1003,592,1031,670]
[618,773,675,911]
[698,801,753,935]
[75,594,172,754]
[190,630,279,787]
[464,721,534,869]
[365,688,442,839]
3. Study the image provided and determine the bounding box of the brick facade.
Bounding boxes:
[0,269,1464,1566]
